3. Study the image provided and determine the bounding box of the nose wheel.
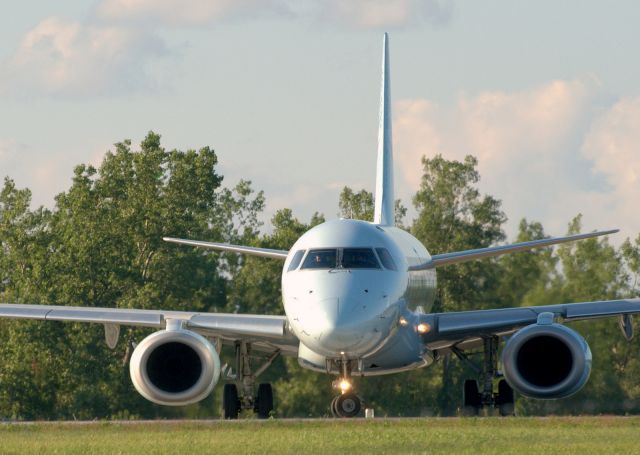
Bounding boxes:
[330,361,363,418]
[331,392,362,418]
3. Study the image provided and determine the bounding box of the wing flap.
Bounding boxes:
[564,299,640,320]
[189,313,287,338]
[410,229,619,270]
[435,307,538,336]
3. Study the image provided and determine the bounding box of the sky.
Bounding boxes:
[1,0,639,245]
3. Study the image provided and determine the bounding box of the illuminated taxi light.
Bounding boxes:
[399,317,408,326]
[339,379,353,393]
[416,323,431,334]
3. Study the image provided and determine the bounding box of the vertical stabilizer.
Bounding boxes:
[373,33,395,226]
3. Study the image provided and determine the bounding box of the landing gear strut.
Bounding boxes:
[222,341,279,419]
[330,359,363,418]
[457,336,515,416]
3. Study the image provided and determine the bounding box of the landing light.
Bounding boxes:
[339,379,353,393]
[399,317,408,327]
[333,377,353,393]
[417,323,431,334]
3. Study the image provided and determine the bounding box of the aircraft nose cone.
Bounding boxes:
[298,297,370,354]
[298,297,339,333]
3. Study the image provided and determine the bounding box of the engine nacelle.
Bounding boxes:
[502,322,591,399]
[129,325,220,406]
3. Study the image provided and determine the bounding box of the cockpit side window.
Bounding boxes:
[375,248,397,271]
[287,250,306,272]
[301,249,337,269]
[342,248,380,269]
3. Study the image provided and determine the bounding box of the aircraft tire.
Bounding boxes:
[256,383,273,419]
[497,379,515,417]
[462,379,481,416]
[330,396,339,417]
[223,383,240,419]
[335,393,361,418]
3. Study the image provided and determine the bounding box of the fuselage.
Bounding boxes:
[282,219,437,373]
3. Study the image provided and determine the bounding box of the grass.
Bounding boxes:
[1,417,640,455]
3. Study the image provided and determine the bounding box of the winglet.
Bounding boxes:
[373,32,395,226]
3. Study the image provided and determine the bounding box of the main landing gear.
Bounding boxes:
[222,341,279,419]
[455,336,515,417]
[330,360,363,418]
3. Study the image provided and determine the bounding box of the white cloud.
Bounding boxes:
[0,17,167,97]
[96,0,294,26]
[94,0,453,29]
[393,79,640,240]
[320,0,453,28]
[581,97,640,239]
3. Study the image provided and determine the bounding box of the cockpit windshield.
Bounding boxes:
[300,248,381,270]
[342,248,380,269]
[301,249,337,269]
[287,250,306,272]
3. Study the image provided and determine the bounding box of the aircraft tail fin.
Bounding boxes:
[373,32,395,226]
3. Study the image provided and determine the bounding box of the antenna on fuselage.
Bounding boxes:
[373,32,395,227]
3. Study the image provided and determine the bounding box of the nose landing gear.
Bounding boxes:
[330,361,363,418]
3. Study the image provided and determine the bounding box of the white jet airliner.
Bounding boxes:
[1,34,638,418]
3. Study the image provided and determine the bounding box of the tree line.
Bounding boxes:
[1,131,640,419]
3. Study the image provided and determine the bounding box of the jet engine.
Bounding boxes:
[501,320,591,399]
[129,324,220,406]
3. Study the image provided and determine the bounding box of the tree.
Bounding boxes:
[496,218,556,308]
[338,186,407,226]
[411,154,507,415]
[3,141,640,418]
[0,178,60,419]
[517,215,630,415]
[0,132,264,419]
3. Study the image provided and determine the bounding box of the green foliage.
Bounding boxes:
[0,132,263,419]
[516,215,631,415]
[410,155,507,414]
[338,186,407,226]
[495,218,556,308]
[2,137,640,419]
[339,187,374,221]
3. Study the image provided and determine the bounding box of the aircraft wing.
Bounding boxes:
[163,237,289,259]
[409,229,619,270]
[0,303,299,354]
[419,298,640,352]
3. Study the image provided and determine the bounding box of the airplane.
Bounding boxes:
[1,33,638,419]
